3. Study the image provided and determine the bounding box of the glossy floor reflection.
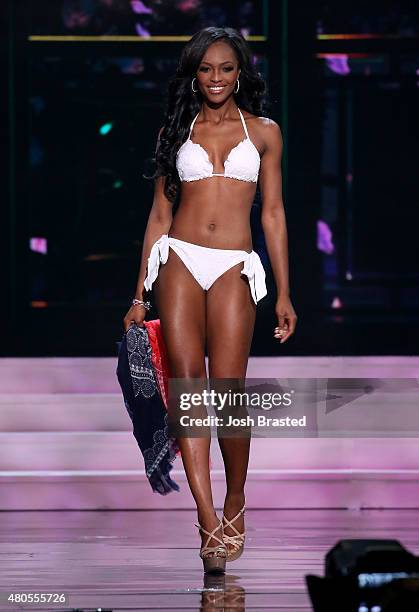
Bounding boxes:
[1,509,419,610]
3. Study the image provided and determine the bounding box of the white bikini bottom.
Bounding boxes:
[143,234,267,305]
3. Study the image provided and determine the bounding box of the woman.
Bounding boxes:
[123,26,297,573]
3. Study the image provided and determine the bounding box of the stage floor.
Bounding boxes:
[1,508,419,610]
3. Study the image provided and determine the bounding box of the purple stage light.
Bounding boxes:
[135,22,151,36]
[30,237,48,255]
[130,0,153,15]
[331,296,343,309]
[177,0,200,11]
[317,220,335,255]
[326,55,351,76]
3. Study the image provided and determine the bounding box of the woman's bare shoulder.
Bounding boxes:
[242,111,282,149]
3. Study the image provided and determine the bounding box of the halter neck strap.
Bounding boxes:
[188,111,200,136]
[188,107,248,138]
[237,108,249,138]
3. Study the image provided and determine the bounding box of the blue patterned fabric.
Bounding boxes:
[116,323,180,495]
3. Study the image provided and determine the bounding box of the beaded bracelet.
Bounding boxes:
[132,298,151,310]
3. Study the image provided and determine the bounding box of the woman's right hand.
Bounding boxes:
[123,304,147,332]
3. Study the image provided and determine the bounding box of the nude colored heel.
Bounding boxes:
[222,505,246,562]
[195,518,227,574]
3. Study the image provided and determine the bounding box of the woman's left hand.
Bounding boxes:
[274,295,297,343]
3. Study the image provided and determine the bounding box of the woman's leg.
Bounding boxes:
[153,248,222,553]
[206,263,256,554]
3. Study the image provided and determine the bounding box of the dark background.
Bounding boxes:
[1,0,418,356]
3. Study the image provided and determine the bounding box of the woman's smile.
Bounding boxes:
[208,85,227,94]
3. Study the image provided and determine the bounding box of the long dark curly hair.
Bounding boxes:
[146,26,269,204]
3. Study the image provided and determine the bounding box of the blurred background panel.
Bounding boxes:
[317,0,419,36]
[315,0,419,334]
[29,0,266,37]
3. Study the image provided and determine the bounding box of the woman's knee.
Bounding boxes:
[169,361,207,379]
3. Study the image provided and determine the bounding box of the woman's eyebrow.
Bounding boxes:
[200,60,234,66]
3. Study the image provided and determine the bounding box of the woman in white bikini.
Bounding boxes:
[123,26,297,573]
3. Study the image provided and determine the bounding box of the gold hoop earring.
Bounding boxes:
[234,79,240,94]
[191,77,198,93]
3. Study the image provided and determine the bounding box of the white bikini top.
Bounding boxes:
[176,107,260,183]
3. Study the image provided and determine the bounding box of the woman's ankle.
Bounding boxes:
[197,508,219,526]
[225,490,245,503]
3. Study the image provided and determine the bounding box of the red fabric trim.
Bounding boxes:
[144,319,170,409]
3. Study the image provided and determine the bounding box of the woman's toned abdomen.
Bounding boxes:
[169,181,256,249]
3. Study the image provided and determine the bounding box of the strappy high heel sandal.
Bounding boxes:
[194,518,227,574]
[222,504,246,562]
